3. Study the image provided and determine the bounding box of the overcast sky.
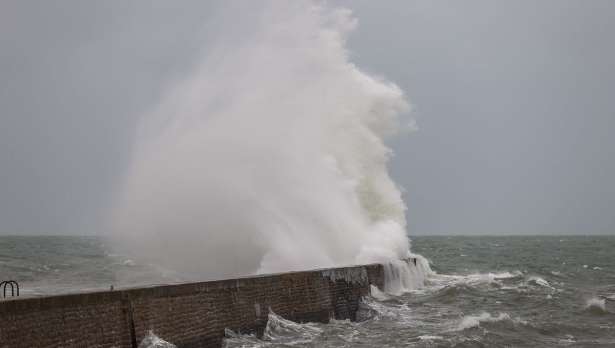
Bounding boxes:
[1,1,614,235]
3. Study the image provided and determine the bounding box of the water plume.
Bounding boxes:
[109,1,417,281]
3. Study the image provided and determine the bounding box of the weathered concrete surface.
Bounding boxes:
[0,263,385,348]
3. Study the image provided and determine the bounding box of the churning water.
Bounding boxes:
[2,235,614,347]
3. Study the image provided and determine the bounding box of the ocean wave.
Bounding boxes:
[223,311,322,347]
[584,297,607,314]
[526,276,554,289]
[426,270,523,292]
[263,310,322,342]
[418,335,443,341]
[425,283,481,303]
[223,329,262,348]
[358,297,414,323]
[455,312,525,331]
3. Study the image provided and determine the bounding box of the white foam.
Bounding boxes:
[138,331,176,348]
[527,276,554,289]
[427,270,522,292]
[418,335,443,340]
[222,329,262,348]
[383,255,433,295]
[360,297,414,323]
[559,334,576,344]
[263,310,322,342]
[456,312,513,331]
[370,284,390,301]
[585,297,606,312]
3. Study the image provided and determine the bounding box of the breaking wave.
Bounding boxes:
[109,0,417,281]
[455,312,525,331]
[224,310,323,347]
[584,297,607,314]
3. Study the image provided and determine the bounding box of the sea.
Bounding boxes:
[1,235,614,347]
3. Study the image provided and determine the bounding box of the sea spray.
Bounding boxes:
[109,1,419,281]
[383,255,432,295]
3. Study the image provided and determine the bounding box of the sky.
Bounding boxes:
[1,0,614,236]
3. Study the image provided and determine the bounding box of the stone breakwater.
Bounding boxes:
[0,263,386,348]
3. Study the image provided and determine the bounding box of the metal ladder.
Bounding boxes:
[0,280,20,298]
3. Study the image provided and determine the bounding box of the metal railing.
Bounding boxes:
[0,280,20,298]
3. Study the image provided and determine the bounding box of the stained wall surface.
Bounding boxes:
[0,264,385,348]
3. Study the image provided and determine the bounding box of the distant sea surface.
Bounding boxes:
[1,235,614,347]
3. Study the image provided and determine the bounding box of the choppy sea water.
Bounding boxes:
[1,235,614,347]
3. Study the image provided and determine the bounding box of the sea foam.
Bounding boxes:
[138,331,176,348]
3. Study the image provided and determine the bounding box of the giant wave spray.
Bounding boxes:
[110,2,424,287]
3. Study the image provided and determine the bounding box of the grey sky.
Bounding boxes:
[1,1,614,235]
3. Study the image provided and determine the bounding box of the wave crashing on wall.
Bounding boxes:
[109,1,425,284]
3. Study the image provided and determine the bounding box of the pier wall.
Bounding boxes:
[0,263,385,348]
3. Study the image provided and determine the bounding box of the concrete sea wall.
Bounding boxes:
[0,263,385,348]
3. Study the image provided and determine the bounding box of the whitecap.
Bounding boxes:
[527,276,554,289]
[584,297,607,313]
[559,334,576,344]
[418,335,443,340]
[455,312,513,331]
[425,270,522,293]
[461,271,521,285]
